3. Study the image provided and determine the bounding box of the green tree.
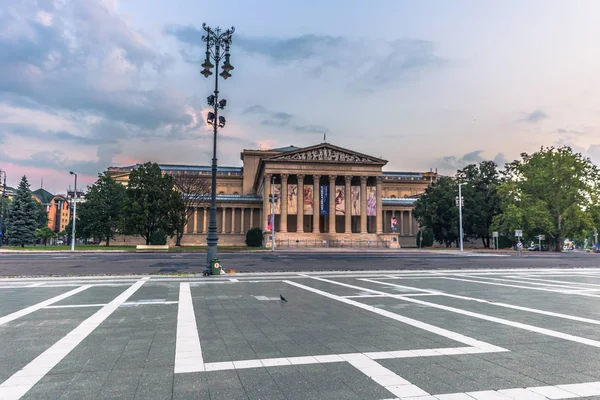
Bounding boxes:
[78,174,126,246]
[120,162,179,245]
[1,197,10,243]
[36,226,57,246]
[492,146,600,251]
[34,200,48,229]
[6,176,38,247]
[65,218,89,241]
[456,161,501,248]
[413,176,459,247]
[245,227,264,247]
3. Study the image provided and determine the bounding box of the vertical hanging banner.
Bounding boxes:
[267,214,273,231]
[273,184,281,214]
[303,186,314,215]
[319,185,329,215]
[287,184,298,215]
[351,186,360,216]
[367,186,377,216]
[335,185,345,215]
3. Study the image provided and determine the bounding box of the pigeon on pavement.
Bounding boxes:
[280,294,288,302]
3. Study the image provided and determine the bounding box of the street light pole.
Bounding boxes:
[70,172,77,252]
[0,170,6,247]
[458,183,464,252]
[200,23,235,267]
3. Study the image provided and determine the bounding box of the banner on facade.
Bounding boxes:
[319,185,329,215]
[267,214,273,231]
[303,186,314,215]
[351,186,360,216]
[367,186,376,216]
[273,184,281,214]
[335,185,345,215]
[288,184,298,215]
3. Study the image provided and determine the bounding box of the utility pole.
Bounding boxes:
[69,172,77,252]
[457,183,464,252]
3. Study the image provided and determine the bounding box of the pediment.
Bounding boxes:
[266,144,387,165]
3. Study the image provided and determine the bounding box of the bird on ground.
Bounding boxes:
[280,294,288,302]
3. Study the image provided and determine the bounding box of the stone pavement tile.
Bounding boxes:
[236,367,288,400]
[172,372,210,400]
[63,370,111,394]
[209,388,250,400]
[320,361,395,399]
[59,389,99,399]
[20,381,70,400]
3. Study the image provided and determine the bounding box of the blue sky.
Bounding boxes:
[1,0,599,192]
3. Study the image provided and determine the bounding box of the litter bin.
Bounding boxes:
[211,259,221,275]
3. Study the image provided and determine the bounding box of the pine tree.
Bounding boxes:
[6,176,39,247]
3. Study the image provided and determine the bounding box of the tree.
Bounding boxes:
[31,200,49,229]
[1,197,10,243]
[6,176,38,247]
[492,146,600,251]
[78,174,126,246]
[171,173,210,246]
[456,161,501,248]
[246,227,264,247]
[120,162,179,245]
[36,227,56,246]
[413,176,460,247]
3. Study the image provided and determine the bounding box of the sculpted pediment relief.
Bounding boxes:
[268,146,383,164]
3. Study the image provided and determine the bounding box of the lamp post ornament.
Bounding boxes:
[200,22,235,267]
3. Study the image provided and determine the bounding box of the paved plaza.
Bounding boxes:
[4,268,600,399]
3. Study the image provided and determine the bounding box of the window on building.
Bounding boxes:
[390,195,396,198]
[233,192,239,195]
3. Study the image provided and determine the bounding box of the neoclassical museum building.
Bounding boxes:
[106,142,438,247]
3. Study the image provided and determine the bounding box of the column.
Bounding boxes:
[360,176,367,233]
[203,207,208,233]
[400,210,404,235]
[344,176,352,233]
[297,174,304,233]
[240,208,245,233]
[409,209,413,235]
[263,174,271,232]
[376,177,383,234]
[281,174,288,233]
[250,208,254,229]
[231,207,236,234]
[328,175,336,233]
[313,175,320,233]
[221,207,227,233]
[192,207,198,234]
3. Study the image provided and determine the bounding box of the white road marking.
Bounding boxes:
[285,279,504,352]
[121,300,178,307]
[25,283,44,287]
[0,285,91,326]
[44,304,106,309]
[363,279,600,326]
[174,282,203,373]
[252,296,280,301]
[0,277,149,399]
[229,278,239,282]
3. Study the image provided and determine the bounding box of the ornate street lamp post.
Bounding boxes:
[200,23,235,267]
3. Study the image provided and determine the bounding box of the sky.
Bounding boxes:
[1,0,600,193]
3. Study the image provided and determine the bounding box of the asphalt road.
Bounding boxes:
[0,251,598,276]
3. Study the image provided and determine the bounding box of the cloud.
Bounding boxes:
[243,104,328,134]
[522,110,548,123]
[435,150,506,174]
[0,1,191,130]
[165,26,445,89]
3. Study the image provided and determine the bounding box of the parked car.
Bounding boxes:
[527,244,547,251]
[57,239,64,245]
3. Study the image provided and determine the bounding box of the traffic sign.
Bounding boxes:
[538,234,545,240]
[492,231,498,238]
[515,230,523,237]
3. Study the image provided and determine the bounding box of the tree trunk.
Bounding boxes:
[106,236,110,247]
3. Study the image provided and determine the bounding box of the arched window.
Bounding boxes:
[219,191,225,195]
[390,195,397,199]
[233,192,239,195]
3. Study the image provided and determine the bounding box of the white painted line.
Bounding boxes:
[363,279,600,327]
[284,279,504,352]
[464,275,600,291]
[347,354,430,399]
[0,285,91,326]
[440,277,600,298]
[44,304,106,309]
[26,283,44,287]
[229,278,239,282]
[174,282,204,373]
[121,301,178,307]
[0,277,149,399]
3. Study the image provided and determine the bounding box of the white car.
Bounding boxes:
[57,239,64,245]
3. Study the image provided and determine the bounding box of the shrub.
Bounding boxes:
[245,227,264,247]
[150,230,167,245]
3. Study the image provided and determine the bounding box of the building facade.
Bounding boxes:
[107,143,437,247]
[32,188,71,233]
